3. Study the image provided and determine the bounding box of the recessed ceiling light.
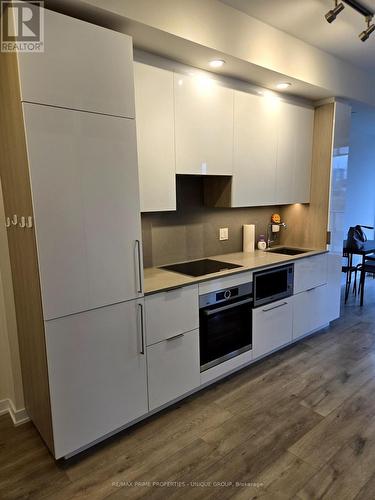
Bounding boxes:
[209,59,225,68]
[276,82,292,90]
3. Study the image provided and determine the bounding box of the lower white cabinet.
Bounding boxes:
[252,297,293,359]
[293,284,329,340]
[294,254,328,294]
[145,285,199,345]
[147,329,200,410]
[45,300,148,459]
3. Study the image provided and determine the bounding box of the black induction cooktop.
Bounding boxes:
[161,259,242,277]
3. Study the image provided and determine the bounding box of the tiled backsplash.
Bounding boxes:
[142,176,280,267]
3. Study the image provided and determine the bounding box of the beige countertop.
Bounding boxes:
[144,247,328,295]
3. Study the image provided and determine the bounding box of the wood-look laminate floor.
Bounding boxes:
[3,283,375,500]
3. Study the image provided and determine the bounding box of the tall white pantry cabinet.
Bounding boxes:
[0,7,147,458]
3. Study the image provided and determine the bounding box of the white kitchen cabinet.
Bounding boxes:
[293,284,329,340]
[24,104,143,320]
[16,8,135,117]
[231,90,279,207]
[276,102,314,204]
[326,253,342,322]
[252,297,293,359]
[147,329,200,410]
[134,63,176,212]
[294,254,328,294]
[174,73,233,175]
[44,299,148,459]
[145,285,199,345]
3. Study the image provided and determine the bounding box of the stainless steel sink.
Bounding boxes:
[266,247,310,256]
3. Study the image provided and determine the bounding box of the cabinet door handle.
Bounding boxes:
[306,286,318,292]
[166,333,185,342]
[138,303,145,355]
[135,240,143,294]
[262,301,288,312]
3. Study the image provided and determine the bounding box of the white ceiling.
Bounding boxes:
[220,0,375,73]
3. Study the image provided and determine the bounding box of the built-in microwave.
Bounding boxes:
[253,264,294,308]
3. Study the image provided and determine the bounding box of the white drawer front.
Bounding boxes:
[199,271,252,295]
[252,297,293,359]
[145,285,199,345]
[147,329,200,410]
[294,254,328,294]
[293,284,329,340]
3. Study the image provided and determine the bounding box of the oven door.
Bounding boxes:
[199,295,253,372]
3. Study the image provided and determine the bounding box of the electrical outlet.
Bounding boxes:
[219,228,229,241]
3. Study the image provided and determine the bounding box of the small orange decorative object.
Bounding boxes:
[271,213,281,224]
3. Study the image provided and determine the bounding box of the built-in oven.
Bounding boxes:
[253,263,294,308]
[199,282,253,372]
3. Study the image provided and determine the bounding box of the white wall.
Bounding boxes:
[344,110,375,242]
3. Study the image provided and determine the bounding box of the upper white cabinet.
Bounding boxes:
[133,62,315,209]
[174,73,234,175]
[45,299,148,459]
[276,102,314,204]
[134,63,176,212]
[17,8,135,118]
[23,103,143,320]
[232,90,279,207]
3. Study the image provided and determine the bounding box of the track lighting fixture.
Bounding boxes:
[359,16,375,42]
[325,1,345,23]
[325,0,375,42]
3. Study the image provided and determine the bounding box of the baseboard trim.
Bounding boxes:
[0,398,29,425]
[0,399,9,416]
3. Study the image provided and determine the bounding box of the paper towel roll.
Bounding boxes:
[243,224,255,253]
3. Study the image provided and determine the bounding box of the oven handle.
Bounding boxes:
[202,297,253,316]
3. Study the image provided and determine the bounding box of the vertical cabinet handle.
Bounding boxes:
[135,239,143,294]
[138,303,145,355]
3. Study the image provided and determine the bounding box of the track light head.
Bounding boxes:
[325,1,345,23]
[359,16,375,41]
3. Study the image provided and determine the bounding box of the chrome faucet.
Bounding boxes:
[267,222,287,248]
